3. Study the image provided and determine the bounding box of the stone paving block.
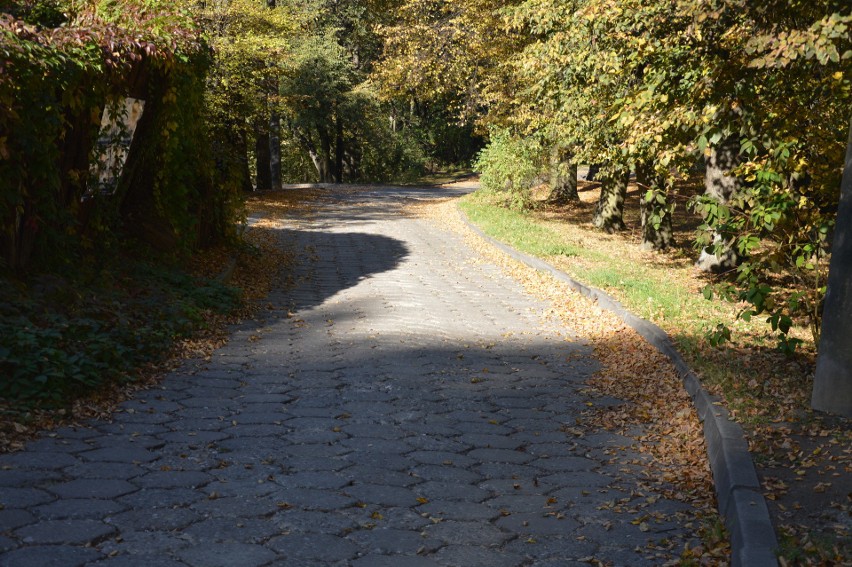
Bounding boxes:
[0,509,36,531]
[202,480,277,499]
[284,429,346,444]
[351,555,442,567]
[409,465,481,485]
[416,500,499,522]
[340,437,415,454]
[79,447,158,464]
[238,394,294,404]
[15,519,116,545]
[432,545,525,567]
[46,479,138,499]
[88,556,189,567]
[402,422,462,437]
[226,412,289,425]
[346,528,442,555]
[413,482,493,503]
[118,488,205,509]
[473,462,543,480]
[0,536,16,553]
[33,498,128,520]
[282,455,353,472]
[467,448,535,464]
[529,456,598,472]
[495,511,580,536]
[181,517,281,543]
[266,532,358,562]
[405,451,477,468]
[21,437,91,454]
[344,452,413,472]
[134,471,211,490]
[456,433,523,450]
[0,468,62,487]
[0,487,54,508]
[120,399,184,413]
[423,521,511,546]
[157,431,230,444]
[401,436,471,453]
[267,487,355,511]
[345,484,419,507]
[485,493,566,515]
[0,544,103,567]
[276,471,350,490]
[0,452,79,470]
[57,462,145,481]
[50,426,100,439]
[112,411,173,425]
[190,495,280,518]
[274,509,359,535]
[477,477,550,495]
[106,508,202,531]
[176,542,276,567]
[167,416,232,432]
[502,533,599,559]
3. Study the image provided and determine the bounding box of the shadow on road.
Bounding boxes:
[267,228,410,313]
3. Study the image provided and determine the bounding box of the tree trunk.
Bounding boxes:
[237,128,254,193]
[696,138,741,272]
[59,103,97,211]
[593,166,629,233]
[636,161,674,251]
[334,113,344,184]
[584,163,601,181]
[269,111,281,190]
[812,116,852,417]
[255,123,272,191]
[116,74,179,252]
[318,127,333,183]
[547,147,579,204]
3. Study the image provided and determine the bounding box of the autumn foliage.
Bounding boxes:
[0,0,237,271]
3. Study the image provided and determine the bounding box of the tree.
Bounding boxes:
[548,147,579,204]
[201,0,301,191]
[592,166,630,233]
[695,139,742,272]
[636,161,675,250]
[812,116,852,417]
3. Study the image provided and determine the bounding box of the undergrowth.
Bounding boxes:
[0,258,240,409]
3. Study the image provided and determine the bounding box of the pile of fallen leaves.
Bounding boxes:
[416,197,728,563]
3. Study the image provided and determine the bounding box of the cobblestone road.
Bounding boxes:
[0,187,695,566]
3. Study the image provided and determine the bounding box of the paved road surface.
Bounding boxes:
[0,187,694,566]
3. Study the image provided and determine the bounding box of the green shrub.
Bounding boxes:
[473,129,546,211]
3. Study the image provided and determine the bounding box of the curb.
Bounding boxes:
[459,212,779,567]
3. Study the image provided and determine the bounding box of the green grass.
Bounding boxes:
[460,198,584,258]
[459,195,722,333]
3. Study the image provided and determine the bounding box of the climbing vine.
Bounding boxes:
[0,0,239,271]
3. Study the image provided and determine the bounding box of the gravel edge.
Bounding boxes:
[459,211,779,567]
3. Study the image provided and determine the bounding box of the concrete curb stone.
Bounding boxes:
[459,210,779,567]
